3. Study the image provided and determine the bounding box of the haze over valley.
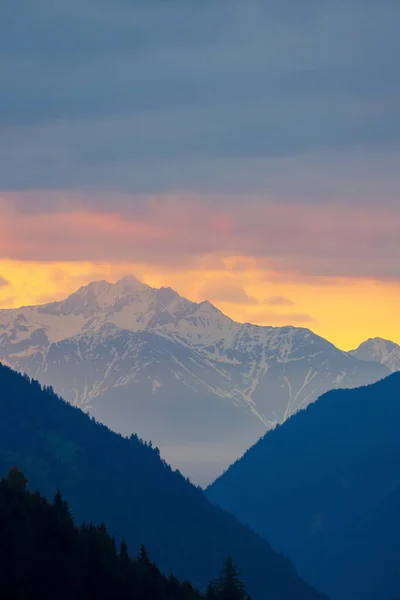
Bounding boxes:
[0,276,393,484]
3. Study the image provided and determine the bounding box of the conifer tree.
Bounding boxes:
[206,582,217,600]
[214,557,249,600]
[138,544,151,565]
[53,489,71,518]
[120,539,129,561]
[169,573,180,587]
[7,466,27,491]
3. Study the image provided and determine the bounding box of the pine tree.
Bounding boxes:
[138,544,151,566]
[206,582,217,600]
[119,539,129,561]
[169,572,181,596]
[214,557,249,600]
[7,466,28,491]
[0,473,209,600]
[53,489,71,518]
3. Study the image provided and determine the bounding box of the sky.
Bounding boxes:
[1,0,399,350]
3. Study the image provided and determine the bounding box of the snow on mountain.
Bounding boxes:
[43,275,150,316]
[349,337,400,373]
[0,276,390,484]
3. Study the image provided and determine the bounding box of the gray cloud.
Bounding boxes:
[0,0,399,195]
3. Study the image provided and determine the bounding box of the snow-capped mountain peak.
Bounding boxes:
[349,337,400,373]
[40,275,152,317]
[0,276,392,482]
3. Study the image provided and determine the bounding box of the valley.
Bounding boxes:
[0,276,392,483]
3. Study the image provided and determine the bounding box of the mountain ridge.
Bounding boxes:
[0,276,391,483]
[0,362,327,600]
[206,372,400,600]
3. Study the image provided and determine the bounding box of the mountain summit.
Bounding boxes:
[42,276,153,317]
[0,276,390,483]
[349,337,400,373]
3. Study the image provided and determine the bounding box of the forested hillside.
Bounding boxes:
[0,364,326,600]
[207,373,400,600]
[0,467,249,600]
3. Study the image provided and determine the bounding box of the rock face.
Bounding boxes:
[349,337,400,373]
[0,276,389,483]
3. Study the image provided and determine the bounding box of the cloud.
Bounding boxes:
[48,266,113,287]
[263,296,295,306]
[0,1,399,195]
[249,311,316,325]
[0,275,10,288]
[0,295,15,308]
[0,195,399,282]
[198,281,259,305]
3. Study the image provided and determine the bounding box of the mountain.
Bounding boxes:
[0,363,327,600]
[349,337,400,373]
[0,468,205,600]
[206,373,400,600]
[0,276,389,484]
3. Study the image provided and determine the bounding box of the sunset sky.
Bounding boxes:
[1,0,399,350]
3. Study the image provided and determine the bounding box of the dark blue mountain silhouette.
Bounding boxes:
[207,372,400,600]
[0,363,325,600]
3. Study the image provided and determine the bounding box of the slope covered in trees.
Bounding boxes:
[207,372,400,600]
[0,363,325,600]
[0,467,249,600]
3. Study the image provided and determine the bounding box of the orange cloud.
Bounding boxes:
[1,193,400,350]
[248,311,316,324]
[0,295,15,308]
[0,275,11,288]
[0,194,399,281]
[198,280,259,305]
[263,296,295,306]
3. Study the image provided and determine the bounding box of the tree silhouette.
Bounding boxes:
[7,466,27,491]
[119,539,129,561]
[0,474,206,600]
[138,544,151,566]
[214,557,250,600]
[206,582,217,600]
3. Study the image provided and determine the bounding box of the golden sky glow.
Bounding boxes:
[1,258,399,351]
[1,194,399,351]
[2,1,400,362]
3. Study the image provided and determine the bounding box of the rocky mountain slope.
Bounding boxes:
[349,337,400,373]
[0,276,389,483]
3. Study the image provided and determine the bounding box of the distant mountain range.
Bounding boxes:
[0,276,393,483]
[206,373,400,600]
[0,363,327,600]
